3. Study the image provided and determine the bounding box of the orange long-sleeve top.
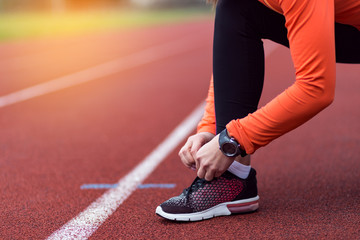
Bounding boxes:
[197,0,360,154]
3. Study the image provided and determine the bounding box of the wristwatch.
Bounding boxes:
[219,129,247,157]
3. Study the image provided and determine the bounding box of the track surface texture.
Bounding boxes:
[0,18,359,239]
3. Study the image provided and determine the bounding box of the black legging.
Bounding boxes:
[213,0,360,134]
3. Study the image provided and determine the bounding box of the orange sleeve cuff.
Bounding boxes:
[197,124,216,135]
[226,121,255,155]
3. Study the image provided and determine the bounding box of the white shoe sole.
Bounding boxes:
[156,196,259,221]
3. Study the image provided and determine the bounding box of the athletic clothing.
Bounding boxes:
[197,0,360,154]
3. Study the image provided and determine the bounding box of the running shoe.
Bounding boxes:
[156,168,259,221]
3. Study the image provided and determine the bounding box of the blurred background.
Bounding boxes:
[0,0,207,11]
[0,0,215,237]
[0,0,212,42]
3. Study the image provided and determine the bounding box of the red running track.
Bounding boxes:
[0,18,360,239]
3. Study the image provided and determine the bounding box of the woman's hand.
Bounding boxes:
[179,132,215,170]
[195,134,235,181]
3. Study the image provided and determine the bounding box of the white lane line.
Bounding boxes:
[47,102,206,240]
[47,39,280,239]
[0,32,208,108]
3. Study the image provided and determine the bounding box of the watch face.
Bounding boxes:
[222,142,237,156]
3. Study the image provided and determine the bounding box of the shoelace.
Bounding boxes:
[183,177,208,199]
[182,171,235,198]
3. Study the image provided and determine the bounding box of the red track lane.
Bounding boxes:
[1,19,360,239]
[0,20,213,239]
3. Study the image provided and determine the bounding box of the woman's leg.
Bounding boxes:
[213,0,263,134]
[213,0,288,134]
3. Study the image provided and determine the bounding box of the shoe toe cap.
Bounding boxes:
[160,201,193,214]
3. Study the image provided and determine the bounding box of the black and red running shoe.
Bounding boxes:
[156,168,259,221]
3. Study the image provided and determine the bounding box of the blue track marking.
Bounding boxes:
[81,183,176,190]
[80,184,118,190]
[137,184,176,189]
